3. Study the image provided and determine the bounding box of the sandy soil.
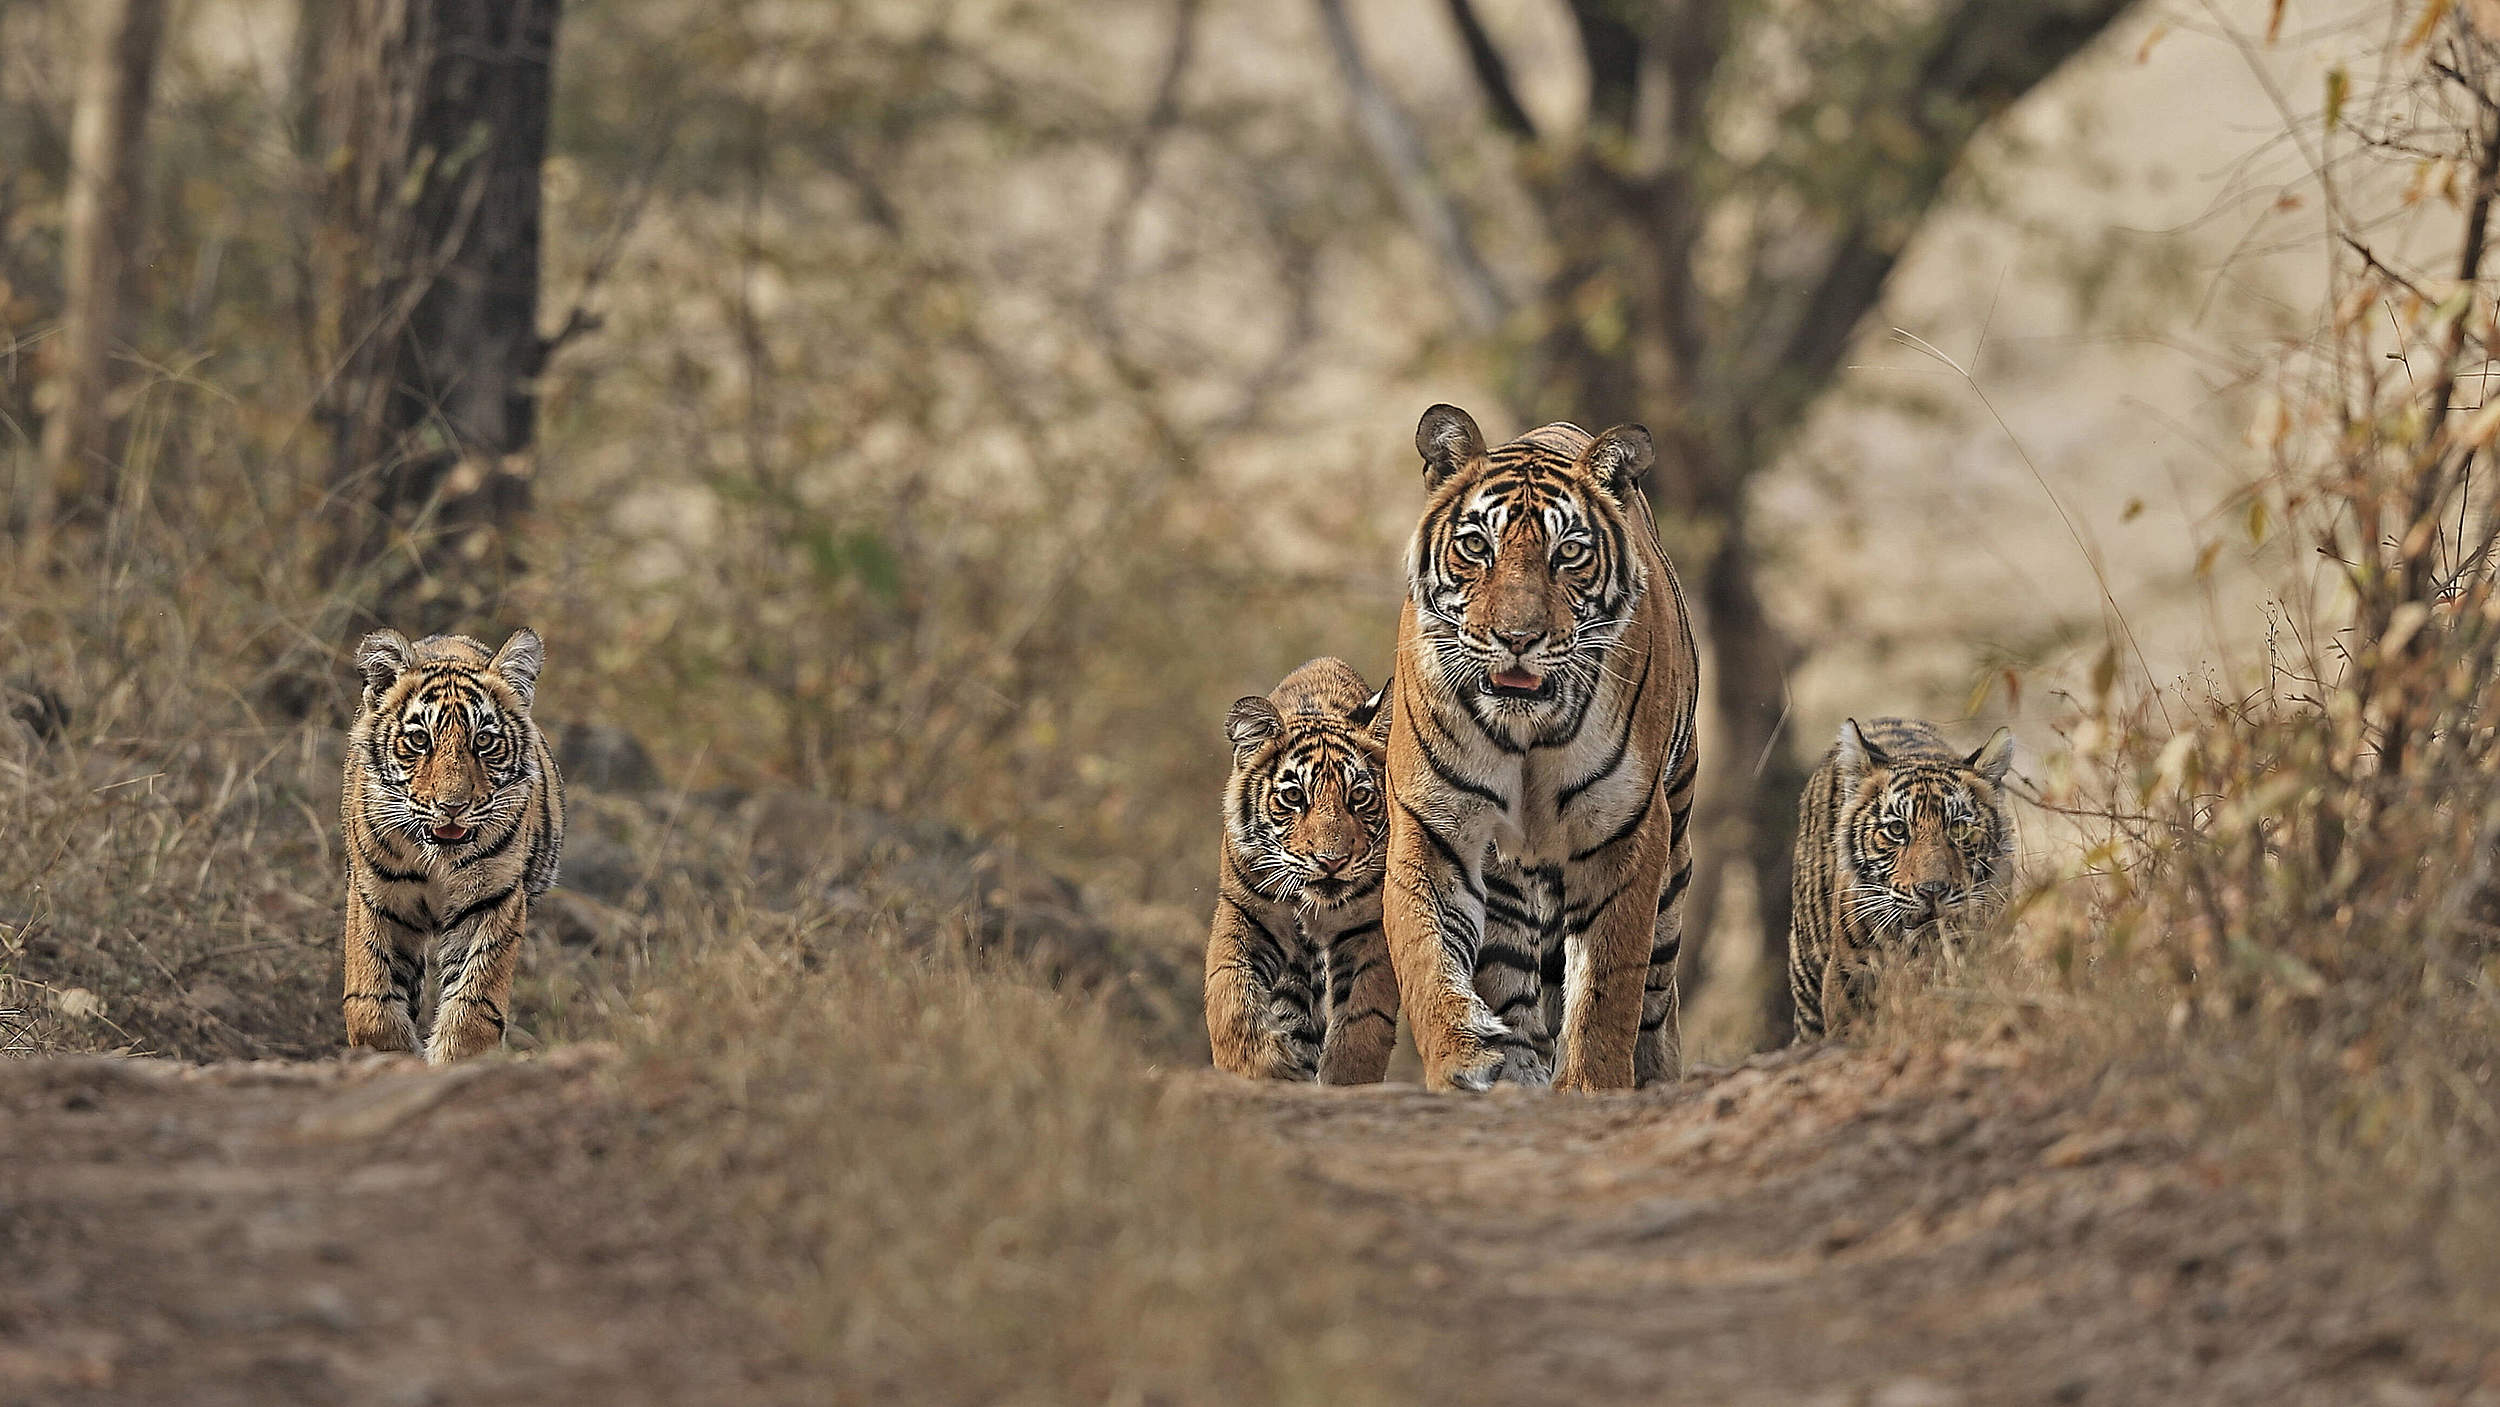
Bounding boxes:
[2,1040,2491,1406]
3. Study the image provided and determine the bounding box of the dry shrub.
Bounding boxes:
[1908,8,2500,1320]
[601,942,1439,1406]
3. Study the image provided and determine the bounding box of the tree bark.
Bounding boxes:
[34,0,168,551]
[314,0,559,634]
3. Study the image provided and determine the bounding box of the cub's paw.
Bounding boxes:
[1492,1044,1555,1089]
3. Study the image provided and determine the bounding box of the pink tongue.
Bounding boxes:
[431,824,469,841]
[1491,667,1543,690]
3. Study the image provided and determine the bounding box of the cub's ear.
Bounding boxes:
[1349,675,1393,739]
[1225,696,1284,758]
[1966,726,2015,784]
[1834,718,1889,776]
[354,630,414,710]
[1582,423,1654,500]
[1415,404,1488,488]
[490,628,545,708]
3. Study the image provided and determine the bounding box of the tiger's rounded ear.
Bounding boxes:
[354,630,414,710]
[1349,676,1392,739]
[1966,726,2015,783]
[1582,423,1654,500]
[490,628,545,708]
[1834,718,1888,776]
[1415,404,1488,488]
[1226,696,1284,758]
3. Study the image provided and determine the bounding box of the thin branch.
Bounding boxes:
[1442,0,1536,141]
[1091,0,1202,335]
[1314,0,1509,332]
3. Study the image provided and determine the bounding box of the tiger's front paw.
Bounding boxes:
[344,1001,419,1055]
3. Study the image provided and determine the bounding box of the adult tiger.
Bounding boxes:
[1788,717,2016,1041]
[1382,406,1700,1093]
[1204,658,1399,1084]
[341,629,565,1064]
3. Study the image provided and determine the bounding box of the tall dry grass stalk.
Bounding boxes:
[598,942,1442,1406]
[1948,4,2500,1314]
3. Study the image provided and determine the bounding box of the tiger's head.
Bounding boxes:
[352,629,546,852]
[1223,686,1391,911]
[1406,404,1652,729]
[1832,720,2017,941]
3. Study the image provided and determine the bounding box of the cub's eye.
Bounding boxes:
[1554,539,1590,568]
[1950,817,1980,842]
[1349,778,1377,804]
[1274,782,1306,809]
[1453,529,1492,564]
[400,728,431,752]
[474,725,502,750]
[1879,816,1910,842]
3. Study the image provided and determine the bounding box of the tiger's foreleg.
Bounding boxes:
[1383,804,1509,1093]
[1555,846,1668,1093]
[1635,755,1698,1086]
[342,891,424,1055]
[1204,898,1320,1080]
[1316,918,1397,1085]
[1472,860,1556,1087]
[427,888,525,1065]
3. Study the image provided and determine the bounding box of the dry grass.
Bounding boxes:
[592,944,1442,1406]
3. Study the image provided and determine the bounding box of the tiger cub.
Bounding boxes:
[1788,717,2016,1041]
[1204,658,1399,1084]
[341,629,565,1064]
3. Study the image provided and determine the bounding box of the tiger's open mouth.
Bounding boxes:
[1483,667,1552,699]
[429,823,474,844]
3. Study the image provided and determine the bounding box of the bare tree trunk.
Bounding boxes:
[314,0,559,634]
[33,0,168,555]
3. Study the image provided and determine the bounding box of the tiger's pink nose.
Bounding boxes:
[1313,850,1353,876]
[1494,627,1544,654]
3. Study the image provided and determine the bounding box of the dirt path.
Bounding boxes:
[1207,1040,2489,1407]
[2,1043,2488,1406]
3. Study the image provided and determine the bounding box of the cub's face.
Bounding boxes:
[1225,700,1390,910]
[355,629,543,852]
[1833,725,2016,941]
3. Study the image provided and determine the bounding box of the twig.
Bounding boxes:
[1313,0,1509,332]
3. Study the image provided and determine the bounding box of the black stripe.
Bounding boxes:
[438,884,518,935]
[1639,1008,1674,1032]
[1492,991,1540,1016]
[1413,720,1508,808]
[1222,895,1290,951]
[1656,865,1692,912]
[1397,799,1484,903]
[1473,946,1540,976]
[1557,646,1649,809]
[362,891,432,932]
[455,812,524,869]
[366,860,429,885]
[1483,895,1536,929]
[1570,766,1661,862]
[1340,1008,1395,1027]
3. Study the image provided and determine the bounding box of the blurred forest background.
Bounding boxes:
[14,1,2500,1397]
[0,0,2333,1054]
